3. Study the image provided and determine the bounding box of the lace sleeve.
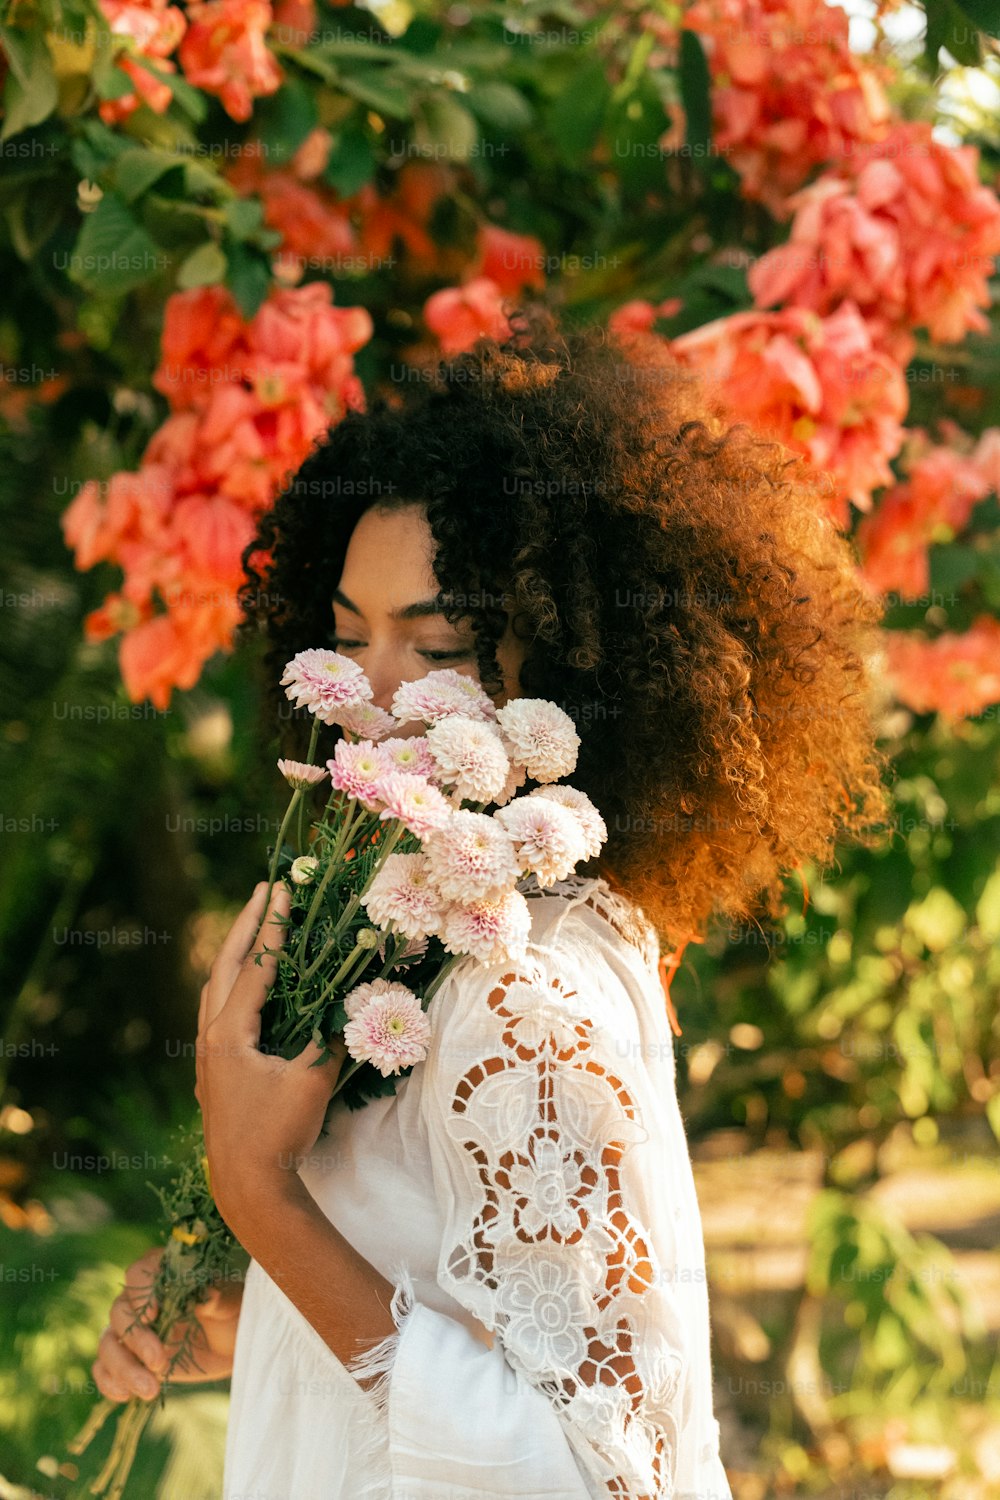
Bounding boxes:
[422,936,692,1500]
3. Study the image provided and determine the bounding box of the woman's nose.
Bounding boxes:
[363,647,405,714]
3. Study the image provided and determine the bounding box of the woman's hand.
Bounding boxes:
[196,880,347,1239]
[93,1248,244,1402]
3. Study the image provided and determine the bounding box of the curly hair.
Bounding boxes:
[236,302,893,948]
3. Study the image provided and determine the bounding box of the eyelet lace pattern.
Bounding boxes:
[432,899,687,1499]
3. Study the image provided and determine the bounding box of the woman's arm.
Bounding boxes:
[195,880,398,1374]
[219,1175,398,1371]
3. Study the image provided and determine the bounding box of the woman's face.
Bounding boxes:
[331,504,526,722]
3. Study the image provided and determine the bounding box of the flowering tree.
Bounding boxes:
[0,0,997,717]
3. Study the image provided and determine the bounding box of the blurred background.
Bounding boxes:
[2,0,1000,1495]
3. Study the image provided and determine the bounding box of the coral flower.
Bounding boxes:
[178,0,282,123]
[424,277,513,356]
[670,301,908,524]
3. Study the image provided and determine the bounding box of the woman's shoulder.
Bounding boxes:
[517,871,662,975]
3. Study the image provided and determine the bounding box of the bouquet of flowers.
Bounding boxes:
[66,649,607,1498]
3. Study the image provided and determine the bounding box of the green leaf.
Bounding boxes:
[183,159,226,198]
[135,56,208,123]
[977,548,1000,609]
[70,118,133,182]
[924,0,983,68]
[928,542,982,595]
[338,69,412,119]
[679,29,712,163]
[398,17,442,54]
[224,197,266,240]
[177,240,228,288]
[4,184,64,261]
[412,94,479,160]
[974,863,1000,940]
[322,125,377,197]
[67,191,165,294]
[987,1091,1000,1145]
[253,77,320,167]
[953,0,1000,37]
[0,24,60,140]
[94,64,136,101]
[467,81,534,131]
[604,74,669,196]
[225,241,272,318]
[546,58,609,166]
[114,148,186,204]
[613,31,655,100]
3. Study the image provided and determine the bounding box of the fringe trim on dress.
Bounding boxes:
[342,1263,418,1498]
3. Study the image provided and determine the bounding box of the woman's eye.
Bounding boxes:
[419,648,471,662]
[331,637,366,651]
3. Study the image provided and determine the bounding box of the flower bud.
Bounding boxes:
[290,855,319,884]
[355,927,380,949]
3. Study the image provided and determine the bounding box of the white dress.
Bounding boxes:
[223,875,733,1500]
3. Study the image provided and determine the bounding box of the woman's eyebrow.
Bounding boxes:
[332,586,445,622]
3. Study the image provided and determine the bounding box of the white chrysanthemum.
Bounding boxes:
[336,701,397,741]
[530,785,607,859]
[341,981,431,1077]
[494,796,587,887]
[342,976,411,1020]
[494,758,528,807]
[425,717,511,804]
[423,810,519,902]
[495,699,580,783]
[280,648,372,725]
[391,668,497,727]
[376,772,452,839]
[440,889,531,965]
[381,735,438,779]
[361,852,445,939]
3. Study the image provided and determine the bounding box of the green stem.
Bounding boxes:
[309,936,375,1010]
[295,720,322,852]
[294,800,371,965]
[373,933,402,979]
[330,1056,365,1096]
[263,788,302,919]
[421,953,461,1006]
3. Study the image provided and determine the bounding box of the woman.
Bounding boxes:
[93,305,891,1497]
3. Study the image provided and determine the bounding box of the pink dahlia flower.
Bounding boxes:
[529,785,607,860]
[376,773,452,839]
[341,981,431,1076]
[440,889,532,965]
[361,852,444,940]
[326,739,388,809]
[423,809,519,902]
[277,758,329,789]
[495,699,581,783]
[494,797,587,887]
[391,668,497,727]
[281,647,372,725]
